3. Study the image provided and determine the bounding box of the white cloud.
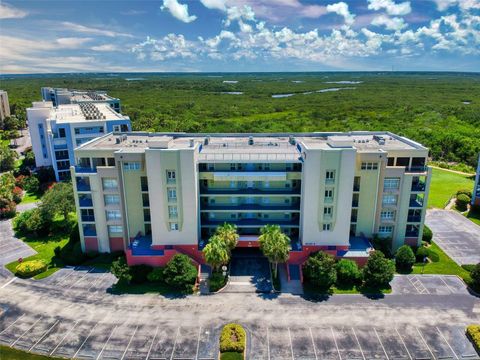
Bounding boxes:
[161,0,197,23]
[225,5,256,26]
[200,0,227,11]
[56,37,92,47]
[61,22,133,38]
[367,0,412,16]
[371,15,407,31]
[0,2,27,19]
[91,44,122,52]
[326,2,355,26]
[431,0,480,11]
[132,34,198,61]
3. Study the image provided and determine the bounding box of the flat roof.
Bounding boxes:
[49,103,128,124]
[77,131,427,156]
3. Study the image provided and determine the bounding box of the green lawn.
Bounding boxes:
[466,209,480,226]
[20,191,42,204]
[5,234,69,279]
[0,345,65,359]
[427,168,475,209]
[303,281,391,296]
[411,242,471,283]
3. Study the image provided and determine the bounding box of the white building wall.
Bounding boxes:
[27,102,54,167]
[0,90,10,121]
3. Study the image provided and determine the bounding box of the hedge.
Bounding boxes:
[15,260,47,278]
[220,323,246,353]
[466,325,480,352]
[220,352,243,360]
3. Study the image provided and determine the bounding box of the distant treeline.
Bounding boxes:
[2,72,479,166]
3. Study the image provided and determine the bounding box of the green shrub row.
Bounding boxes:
[220,323,246,353]
[466,325,480,352]
[15,260,47,278]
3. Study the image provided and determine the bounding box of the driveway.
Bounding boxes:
[0,219,36,276]
[426,210,480,265]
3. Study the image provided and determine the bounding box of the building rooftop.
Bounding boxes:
[77,131,427,156]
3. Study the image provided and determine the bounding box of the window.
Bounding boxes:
[142,193,150,207]
[380,211,395,221]
[378,226,393,234]
[141,176,148,191]
[166,170,176,184]
[124,162,140,171]
[169,222,179,231]
[107,158,115,166]
[108,225,123,235]
[167,188,177,202]
[384,177,400,190]
[102,178,118,190]
[81,209,95,222]
[324,189,333,202]
[387,157,394,166]
[106,210,121,221]
[104,194,120,205]
[361,162,378,170]
[322,223,331,231]
[382,194,397,205]
[326,170,335,182]
[168,206,178,219]
[230,163,236,170]
[144,209,151,222]
[324,207,333,215]
[113,125,121,132]
[58,128,66,138]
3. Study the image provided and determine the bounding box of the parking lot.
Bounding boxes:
[0,219,36,269]
[0,307,478,360]
[391,275,469,295]
[39,266,117,293]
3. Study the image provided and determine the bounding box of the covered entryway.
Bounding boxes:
[224,247,273,293]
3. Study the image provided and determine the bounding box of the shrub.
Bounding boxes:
[23,176,40,193]
[422,225,433,243]
[147,267,164,282]
[111,257,132,284]
[15,175,26,189]
[466,325,480,351]
[427,248,440,262]
[220,352,243,360]
[416,246,429,262]
[0,200,16,219]
[457,189,472,198]
[12,186,23,203]
[15,260,47,278]
[456,194,470,211]
[13,208,49,236]
[335,259,361,285]
[302,251,337,290]
[371,236,392,258]
[363,251,395,288]
[395,245,416,272]
[470,263,480,291]
[209,271,228,292]
[163,254,197,290]
[219,323,246,353]
[130,265,153,284]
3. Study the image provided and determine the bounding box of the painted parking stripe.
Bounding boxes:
[352,327,366,360]
[0,277,16,289]
[73,322,99,359]
[10,316,42,347]
[195,326,202,360]
[415,327,436,360]
[67,268,94,290]
[266,326,271,360]
[29,319,59,352]
[394,327,413,360]
[436,327,459,360]
[287,327,294,360]
[330,326,342,360]
[439,277,456,294]
[145,325,159,360]
[50,320,79,356]
[0,313,25,335]
[121,325,138,360]
[170,327,180,360]
[96,324,118,360]
[373,327,389,360]
[309,327,318,360]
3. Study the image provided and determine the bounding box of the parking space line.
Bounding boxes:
[73,322,99,359]
[67,268,94,290]
[0,277,16,289]
[145,325,159,360]
[0,313,25,334]
[54,270,76,287]
[413,276,430,294]
[439,277,455,294]
[96,324,118,360]
[170,327,180,360]
[415,327,435,360]
[10,316,42,347]
[266,326,271,360]
[330,327,342,360]
[373,328,389,360]
[352,327,366,360]
[394,327,412,360]
[50,320,79,356]
[436,327,459,360]
[121,324,138,360]
[407,276,428,294]
[309,327,318,360]
[29,319,59,352]
[287,327,294,360]
[87,273,108,291]
[195,326,201,360]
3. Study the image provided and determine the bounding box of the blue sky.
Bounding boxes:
[0,0,479,73]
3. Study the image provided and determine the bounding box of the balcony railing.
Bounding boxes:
[411,182,426,192]
[324,197,334,204]
[81,215,95,222]
[75,166,96,174]
[405,166,428,173]
[325,178,335,185]
[201,218,300,227]
[409,199,424,208]
[76,182,91,192]
[200,188,301,195]
[201,204,301,211]
[79,198,93,207]
[407,215,422,222]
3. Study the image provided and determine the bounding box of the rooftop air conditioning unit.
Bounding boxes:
[248,136,254,145]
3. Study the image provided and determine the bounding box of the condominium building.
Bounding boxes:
[27,101,131,181]
[71,131,431,267]
[473,154,480,206]
[41,87,121,112]
[0,90,11,123]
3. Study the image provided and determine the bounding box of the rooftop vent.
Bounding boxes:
[189,139,195,148]
[289,136,296,145]
[248,136,254,145]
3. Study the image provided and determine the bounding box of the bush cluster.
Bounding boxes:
[395,245,416,272]
[466,325,480,351]
[470,263,480,292]
[456,194,471,211]
[422,225,433,243]
[15,260,47,278]
[110,254,197,291]
[219,323,246,353]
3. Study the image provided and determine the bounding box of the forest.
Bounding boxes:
[1,72,479,167]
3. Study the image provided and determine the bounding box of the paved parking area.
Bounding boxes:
[426,210,480,265]
[39,266,117,293]
[226,251,272,293]
[0,219,36,269]
[391,275,469,295]
[1,309,478,360]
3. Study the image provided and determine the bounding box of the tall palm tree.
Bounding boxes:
[202,235,230,271]
[215,222,239,252]
[258,224,290,277]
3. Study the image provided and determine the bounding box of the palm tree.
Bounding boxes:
[202,235,230,271]
[215,222,239,252]
[258,224,290,277]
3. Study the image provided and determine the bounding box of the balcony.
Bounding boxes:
[325,178,335,185]
[407,215,422,222]
[200,203,300,211]
[200,187,301,196]
[324,197,334,204]
[81,215,95,222]
[201,218,300,228]
[76,181,91,192]
[405,166,428,173]
[75,166,96,174]
[79,198,93,207]
[405,230,419,237]
[409,199,424,208]
[411,182,426,192]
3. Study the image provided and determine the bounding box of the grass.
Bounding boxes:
[20,191,42,204]
[427,168,475,209]
[110,281,193,296]
[5,234,69,279]
[466,209,480,226]
[303,280,391,296]
[411,241,471,283]
[0,345,65,359]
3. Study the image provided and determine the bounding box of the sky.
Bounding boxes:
[0,0,479,73]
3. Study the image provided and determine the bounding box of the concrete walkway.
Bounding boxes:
[278,264,303,294]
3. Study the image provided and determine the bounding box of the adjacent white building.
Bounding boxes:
[0,90,11,123]
[41,87,121,112]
